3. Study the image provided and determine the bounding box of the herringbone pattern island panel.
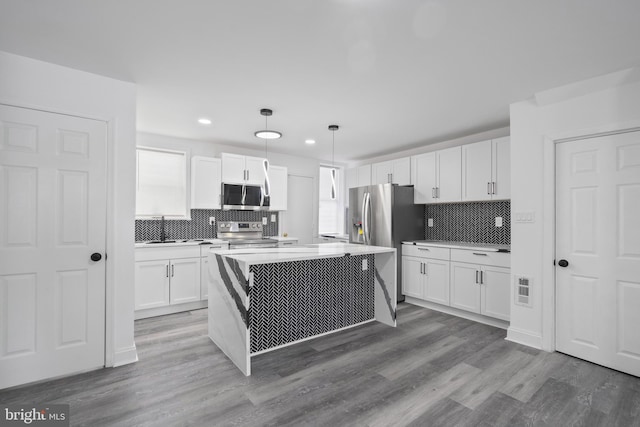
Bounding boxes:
[250,255,375,353]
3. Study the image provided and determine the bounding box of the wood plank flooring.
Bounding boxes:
[1,303,639,426]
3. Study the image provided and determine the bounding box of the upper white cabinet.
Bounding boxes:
[191,156,222,209]
[461,137,510,201]
[221,153,265,185]
[268,165,288,211]
[346,164,372,189]
[371,157,411,185]
[411,146,461,204]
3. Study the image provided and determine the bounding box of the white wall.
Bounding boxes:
[0,51,138,367]
[508,69,640,350]
[137,132,346,237]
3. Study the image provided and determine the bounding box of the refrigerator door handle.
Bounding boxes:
[361,193,368,244]
[365,192,372,245]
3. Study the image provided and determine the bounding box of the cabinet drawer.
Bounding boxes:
[135,246,201,262]
[402,244,450,261]
[450,249,510,268]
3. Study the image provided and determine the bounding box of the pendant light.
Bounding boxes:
[255,108,279,198]
[328,124,339,200]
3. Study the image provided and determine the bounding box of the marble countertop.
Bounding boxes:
[135,239,228,248]
[210,242,395,264]
[403,240,510,252]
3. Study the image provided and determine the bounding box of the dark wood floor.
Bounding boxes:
[1,304,639,426]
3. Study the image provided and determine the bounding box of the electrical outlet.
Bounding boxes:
[262,217,268,225]
[271,214,276,222]
[209,217,215,225]
[495,217,503,227]
[428,218,434,227]
[362,259,368,271]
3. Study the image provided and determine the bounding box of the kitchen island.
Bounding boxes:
[206,243,396,375]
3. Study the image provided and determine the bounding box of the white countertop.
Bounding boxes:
[210,242,395,264]
[269,236,298,241]
[403,240,510,252]
[135,239,228,248]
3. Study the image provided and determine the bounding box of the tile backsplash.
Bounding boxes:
[424,200,510,245]
[135,209,279,242]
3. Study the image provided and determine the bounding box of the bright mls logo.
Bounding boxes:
[1,404,69,426]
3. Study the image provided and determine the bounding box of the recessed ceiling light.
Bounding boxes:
[198,118,212,125]
[305,139,316,145]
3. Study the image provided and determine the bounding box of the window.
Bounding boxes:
[136,147,188,218]
[318,166,343,234]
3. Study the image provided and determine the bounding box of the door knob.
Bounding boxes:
[558,259,569,268]
[90,253,102,262]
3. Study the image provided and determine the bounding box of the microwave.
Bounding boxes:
[222,183,270,210]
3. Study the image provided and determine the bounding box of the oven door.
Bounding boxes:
[222,183,270,210]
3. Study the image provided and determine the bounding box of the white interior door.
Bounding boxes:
[556,130,640,377]
[0,105,107,389]
[283,175,314,244]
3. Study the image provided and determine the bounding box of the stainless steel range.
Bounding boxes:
[217,221,278,249]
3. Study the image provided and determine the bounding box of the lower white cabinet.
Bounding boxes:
[402,256,449,305]
[402,243,511,322]
[169,258,201,305]
[135,260,171,310]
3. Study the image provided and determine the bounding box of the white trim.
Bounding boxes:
[249,318,376,357]
[506,326,543,349]
[542,121,640,354]
[404,297,510,330]
[111,345,139,367]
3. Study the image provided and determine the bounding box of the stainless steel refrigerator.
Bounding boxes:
[349,184,425,302]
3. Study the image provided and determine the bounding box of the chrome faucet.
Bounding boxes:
[160,215,166,242]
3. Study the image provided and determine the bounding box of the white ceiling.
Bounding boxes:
[1,1,639,161]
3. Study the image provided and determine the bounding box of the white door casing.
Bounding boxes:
[0,105,107,389]
[556,130,640,377]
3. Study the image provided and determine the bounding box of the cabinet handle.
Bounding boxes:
[480,270,484,284]
[487,182,491,195]
[418,247,430,251]
[166,265,169,278]
[171,264,175,277]
[472,252,488,256]
[432,188,436,198]
[475,270,479,284]
[247,170,249,181]
[492,182,496,195]
[423,263,427,276]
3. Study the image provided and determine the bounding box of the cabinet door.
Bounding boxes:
[268,165,288,210]
[357,164,372,186]
[411,152,437,204]
[346,167,358,189]
[492,136,510,200]
[200,257,209,300]
[135,260,170,310]
[391,157,411,185]
[436,146,462,203]
[424,259,450,305]
[402,256,424,299]
[462,140,492,202]
[481,265,510,321]
[245,156,266,185]
[449,262,480,313]
[372,161,393,184]
[191,156,222,209]
[221,153,246,184]
[170,258,201,305]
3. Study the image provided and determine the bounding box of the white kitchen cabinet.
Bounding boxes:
[461,137,510,201]
[346,164,372,189]
[135,260,170,310]
[191,156,222,209]
[221,152,265,185]
[268,165,288,211]
[411,147,461,204]
[449,249,511,321]
[371,157,411,185]
[169,258,201,305]
[401,245,450,305]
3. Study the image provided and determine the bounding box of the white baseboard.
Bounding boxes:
[135,300,208,320]
[111,345,138,367]
[506,326,543,350]
[405,297,509,330]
